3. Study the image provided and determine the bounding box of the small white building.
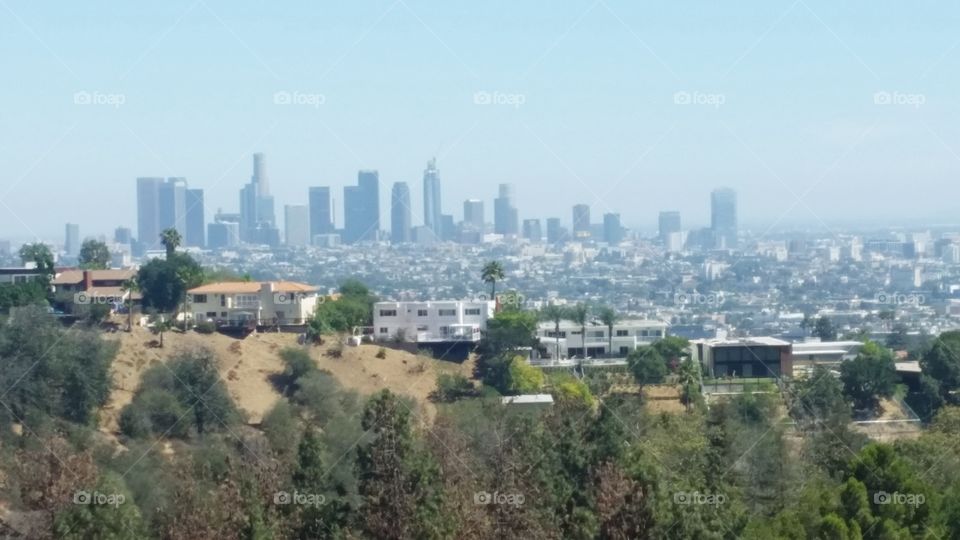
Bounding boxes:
[372,300,495,343]
[536,319,669,359]
[791,340,864,377]
[188,281,320,326]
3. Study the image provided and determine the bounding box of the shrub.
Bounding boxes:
[194,320,216,334]
[432,374,476,402]
[376,347,387,359]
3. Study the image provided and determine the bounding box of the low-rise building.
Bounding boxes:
[791,340,864,377]
[691,337,792,379]
[536,319,669,359]
[51,269,138,313]
[372,300,495,343]
[0,265,48,285]
[187,281,320,326]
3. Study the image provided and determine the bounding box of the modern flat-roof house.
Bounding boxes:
[791,340,864,377]
[535,319,669,359]
[0,265,49,285]
[187,281,320,327]
[372,300,494,360]
[691,337,793,379]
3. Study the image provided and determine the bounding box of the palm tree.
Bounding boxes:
[481,261,505,300]
[596,306,618,358]
[160,228,182,260]
[540,304,566,361]
[121,278,139,332]
[568,303,590,358]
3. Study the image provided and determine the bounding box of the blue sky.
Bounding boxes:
[2,1,960,241]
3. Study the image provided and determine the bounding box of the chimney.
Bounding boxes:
[83,270,93,291]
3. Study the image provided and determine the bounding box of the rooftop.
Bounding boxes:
[188,281,318,294]
[52,269,136,285]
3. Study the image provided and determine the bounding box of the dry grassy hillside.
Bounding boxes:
[101,325,472,432]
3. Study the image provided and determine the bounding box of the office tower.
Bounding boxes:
[572,204,591,238]
[64,223,80,256]
[239,153,278,244]
[494,184,519,235]
[658,211,681,242]
[523,219,543,242]
[308,187,333,238]
[158,177,187,237]
[136,177,163,247]
[114,227,132,245]
[391,182,412,244]
[423,158,442,238]
[546,217,565,243]
[603,213,623,244]
[185,188,205,247]
[463,199,484,231]
[284,205,310,247]
[207,211,240,249]
[711,187,738,249]
[440,214,455,242]
[344,170,380,243]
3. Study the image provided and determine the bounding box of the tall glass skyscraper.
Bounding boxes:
[309,186,333,240]
[422,158,441,239]
[710,188,738,249]
[391,182,412,244]
[494,184,518,235]
[344,170,380,243]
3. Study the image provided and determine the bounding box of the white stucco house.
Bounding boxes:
[187,281,320,326]
[372,300,495,343]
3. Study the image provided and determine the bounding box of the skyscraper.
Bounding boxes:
[391,182,412,244]
[208,211,240,249]
[658,211,681,241]
[158,177,187,237]
[603,213,623,244]
[114,227,132,245]
[65,223,80,257]
[572,204,591,238]
[423,158,442,239]
[284,205,310,247]
[546,217,565,244]
[463,199,484,232]
[344,170,380,243]
[308,187,333,239]
[185,188,205,247]
[136,177,164,246]
[522,219,542,242]
[710,188,738,249]
[494,184,519,236]
[239,153,278,244]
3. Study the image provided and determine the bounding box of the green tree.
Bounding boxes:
[789,365,852,427]
[885,323,910,350]
[840,341,897,414]
[148,313,172,348]
[78,239,111,269]
[481,260,505,300]
[53,472,147,539]
[476,310,538,391]
[18,242,55,274]
[595,305,618,358]
[160,227,182,260]
[539,304,566,360]
[567,303,590,357]
[629,346,667,390]
[505,355,545,394]
[814,317,838,341]
[920,331,960,405]
[136,252,203,313]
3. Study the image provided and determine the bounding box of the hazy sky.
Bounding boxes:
[2,1,960,242]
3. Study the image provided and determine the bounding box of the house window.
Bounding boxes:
[464,308,481,316]
[589,330,604,338]
[206,312,217,318]
[220,295,226,307]
[616,330,629,337]
[379,309,397,317]
[379,327,389,334]
[13,275,27,284]
[619,346,630,355]
[193,294,208,303]
[220,312,228,317]
[236,295,259,308]
[546,330,567,338]
[416,325,428,332]
[438,309,456,317]
[417,309,428,317]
